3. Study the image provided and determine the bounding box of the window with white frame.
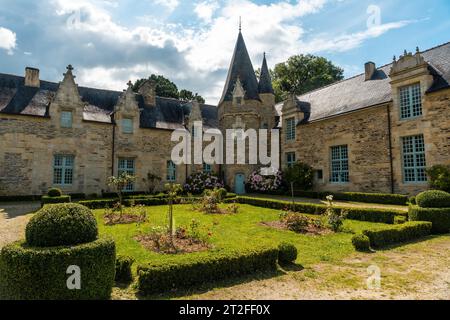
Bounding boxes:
[118,158,135,191]
[53,155,74,185]
[203,163,212,173]
[400,83,422,119]
[60,111,73,128]
[285,117,296,141]
[286,152,296,168]
[167,160,176,182]
[122,118,133,134]
[402,135,427,183]
[330,145,349,183]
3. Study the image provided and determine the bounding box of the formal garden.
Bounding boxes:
[0,163,449,300]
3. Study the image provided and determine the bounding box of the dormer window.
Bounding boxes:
[60,111,73,128]
[122,118,133,134]
[400,83,422,119]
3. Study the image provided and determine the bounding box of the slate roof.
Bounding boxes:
[219,31,260,104]
[275,41,450,123]
[258,53,274,94]
[0,72,218,130]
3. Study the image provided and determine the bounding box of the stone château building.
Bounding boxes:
[0,30,449,196]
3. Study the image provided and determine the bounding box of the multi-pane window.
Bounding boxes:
[203,163,212,173]
[402,135,427,183]
[286,152,296,168]
[53,155,74,185]
[122,118,133,134]
[400,83,422,119]
[330,145,349,183]
[167,160,176,182]
[285,118,296,141]
[60,111,73,128]
[118,158,135,191]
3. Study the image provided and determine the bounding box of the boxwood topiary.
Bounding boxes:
[408,205,450,234]
[0,238,116,300]
[47,188,63,197]
[115,255,135,283]
[351,234,371,251]
[26,203,98,247]
[278,242,298,264]
[416,190,450,208]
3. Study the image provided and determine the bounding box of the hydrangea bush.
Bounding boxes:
[184,172,224,194]
[247,169,283,193]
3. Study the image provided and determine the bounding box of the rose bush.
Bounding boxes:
[184,172,224,194]
[247,169,283,193]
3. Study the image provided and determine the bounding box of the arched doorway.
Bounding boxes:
[234,173,246,195]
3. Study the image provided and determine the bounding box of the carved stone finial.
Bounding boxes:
[127,80,133,88]
[67,65,74,72]
[393,55,396,62]
[403,50,407,56]
[416,46,420,53]
[239,16,242,32]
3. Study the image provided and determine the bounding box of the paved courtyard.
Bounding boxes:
[0,202,40,248]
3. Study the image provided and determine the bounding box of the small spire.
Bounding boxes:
[393,55,396,62]
[416,46,420,53]
[127,80,133,88]
[404,49,408,56]
[67,64,74,72]
[239,16,242,32]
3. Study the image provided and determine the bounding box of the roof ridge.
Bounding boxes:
[297,40,450,98]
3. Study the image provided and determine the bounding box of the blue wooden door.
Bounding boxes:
[235,173,246,194]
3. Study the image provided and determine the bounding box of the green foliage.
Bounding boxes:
[26,203,98,247]
[351,234,371,251]
[217,188,228,201]
[108,173,136,208]
[115,255,135,283]
[280,211,311,232]
[283,162,314,191]
[278,242,298,264]
[292,190,409,205]
[409,196,416,205]
[362,221,432,248]
[136,246,279,295]
[325,196,348,232]
[0,238,116,300]
[179,89,205,103]
[234,196,398,224]
[47,188,62,197]
[408,205,450,234]
[427,165,450,192]
[272,54,344,102]
[416,190,450,208]
[41,195,71,205]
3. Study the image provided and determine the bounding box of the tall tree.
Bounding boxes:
[133,74,206,103]
[270,54,344,102]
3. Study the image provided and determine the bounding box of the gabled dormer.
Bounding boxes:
[49,65,85,129]
[390,48,434,121]
[232,78,245,107]
[114,81,140,135]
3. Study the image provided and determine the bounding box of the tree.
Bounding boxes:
[427,165,450,192]
[107,173,136,213]
[165,183,183,246]
[179,89,206,104]
[284,162,314,208]
[133,74,206,103]
[270,55,344,102]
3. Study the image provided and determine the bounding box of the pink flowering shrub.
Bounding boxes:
[247,169,283,192]
[184,172,224,194]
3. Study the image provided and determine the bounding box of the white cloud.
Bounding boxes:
[194,1,220,23]
[153,0,179,12]
[0,27,17,55]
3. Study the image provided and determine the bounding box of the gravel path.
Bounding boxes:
[0,202,40,248]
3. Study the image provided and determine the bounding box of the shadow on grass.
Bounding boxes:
[132,267,303,300]
[279,262,304,272]
[372,234,446,252]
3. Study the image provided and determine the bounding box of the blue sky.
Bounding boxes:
[0,0,449,104]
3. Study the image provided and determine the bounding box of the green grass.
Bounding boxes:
[95,204,391,271]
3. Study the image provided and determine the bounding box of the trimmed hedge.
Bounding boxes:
[0,195,42,202]
[351,234,371,251]
[26,203,98,247]
[292,190,408,205]
[362,221,432,248]
[408,205,450,234]
[137,246,279,295]
[41,195,71,205]
[47,188,62,197]
[416,190,450,208]
[234,196,398,224]
[115,255,135,283]
[0,237,116,300]
[278,242,298,264]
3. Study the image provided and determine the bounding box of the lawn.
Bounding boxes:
[95,203,390,271]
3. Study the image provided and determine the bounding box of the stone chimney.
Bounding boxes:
[25,67,40,87]
[138,80,156,106]
[364,62,376,81]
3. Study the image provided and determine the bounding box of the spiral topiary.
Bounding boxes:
[47,188,63,197]
[26,203,98,247]
[351,234,371,251]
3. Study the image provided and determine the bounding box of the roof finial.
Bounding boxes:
[416,46,420,53]
[239,16,242,32]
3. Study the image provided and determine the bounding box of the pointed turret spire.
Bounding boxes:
[258,52,274,94]
[219,30,260,104]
